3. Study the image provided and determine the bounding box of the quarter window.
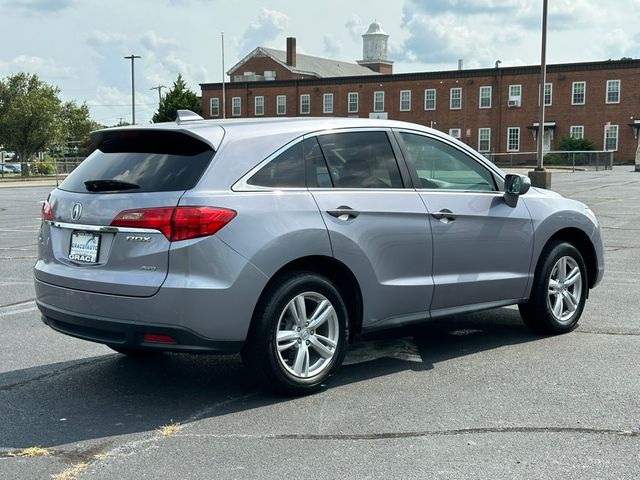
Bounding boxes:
[300,94,310,114]
[450,87,462,110]
[400,90,411,111]
[479,86,492,108]
[572,81,586,105]
[247,140,306,188]
[317,131,402,189]
[507,127,520,152]
[606,80,620,104]
[399,132,496,191]
[424,89,436,110]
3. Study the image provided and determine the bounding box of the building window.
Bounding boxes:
[604,124,618,151]
[478,128,491,152]
[276,95,286,115]
[544,83,552,106]
[348,92,358,113]
[606,80,620,104]
[572,81,586,105]
[400,90,411,111]
[374,91,385,112]
[449,128,461,139]
[300,94,310,114]
[323,93,334,114]
[209,97,219,117]
[479,86,492,108]
[450,87,462,110]
[508,85,521,107]
[232,97,241,117]
[507,127,520,152]
[254,96,264,116]
[424,89,436,110]
[570,126,584,139]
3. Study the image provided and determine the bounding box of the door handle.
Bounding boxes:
[431,209,457,222]
[327,206,360,220]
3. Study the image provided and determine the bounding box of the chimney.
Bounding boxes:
[286,37,297,67]
[458,59,464,70]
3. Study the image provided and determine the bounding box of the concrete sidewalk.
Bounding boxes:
[0,177,59,188]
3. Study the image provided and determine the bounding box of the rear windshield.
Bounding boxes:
[59,130,214,193]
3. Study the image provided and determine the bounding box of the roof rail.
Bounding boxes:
[176,110,204,125]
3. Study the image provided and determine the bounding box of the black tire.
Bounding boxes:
[519,241,588,334]
[108,345,164,357]
[242,272,348,396]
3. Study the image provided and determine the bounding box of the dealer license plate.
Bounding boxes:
[69,231,101,263]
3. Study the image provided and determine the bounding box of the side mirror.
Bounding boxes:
[504,174,531,207]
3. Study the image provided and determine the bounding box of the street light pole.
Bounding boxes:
[124,54,141,124]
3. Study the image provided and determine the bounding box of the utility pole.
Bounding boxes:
[529,0,551,189]
[222,32,226,118]
[150,85,166,104]
[124,54,141,124]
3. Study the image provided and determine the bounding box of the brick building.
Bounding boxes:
[201,23,640,162]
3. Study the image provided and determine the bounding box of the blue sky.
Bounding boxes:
[1,0,637,125]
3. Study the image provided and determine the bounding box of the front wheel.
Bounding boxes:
[519,241,588,334]
[242,272,348,396]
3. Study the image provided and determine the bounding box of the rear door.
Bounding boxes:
[307,130,433,328]
[396,130,534,314]
[35,129,217,297]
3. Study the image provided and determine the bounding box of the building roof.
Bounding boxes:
[228,46,379,78]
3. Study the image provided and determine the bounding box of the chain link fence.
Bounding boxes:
[484,150,614,172]
[0,157,86,180]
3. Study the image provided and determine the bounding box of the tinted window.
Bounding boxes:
[303,137,332,188]
[59,130,214,193]
[400,133,497,191]
[317,131,402,189]
[248,141,305,188]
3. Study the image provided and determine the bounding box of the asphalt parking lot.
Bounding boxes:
[0,168,639,479]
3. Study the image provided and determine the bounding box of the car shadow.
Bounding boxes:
[0,307,541,449]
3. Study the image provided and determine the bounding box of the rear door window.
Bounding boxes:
[316,131,403,189]
[59,130,214,193]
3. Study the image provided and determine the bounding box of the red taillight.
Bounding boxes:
[42,200,53,221]
[110,206,236,242]
[142,334,176,344]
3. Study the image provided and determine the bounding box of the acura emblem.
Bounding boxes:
[71,203,83,221]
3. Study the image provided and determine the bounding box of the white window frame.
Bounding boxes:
[570,125,584,139]
[478,128,491,152]
[606,80,620,104]
[544,83,552,106]
[254,96,264,116]
[231,96,241,117]
[348,92,358,113]
[300,94,310,114]
[323,93,334,114]
[276,95,286,115]
[449,128,461,139]
[479,86,492,109]
[424,89,436,111]
[450,87,462,110]
[572,81,586,105]
[400,90,411,111]
[604,124,619,151]
[373,91,385,112]
[209,97,220,117]
[508,84,521,106]
[507,127,520,152]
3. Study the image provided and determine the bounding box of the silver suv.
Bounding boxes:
[35,113,604,395]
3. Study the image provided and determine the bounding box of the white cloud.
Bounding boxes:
[237,8,289,53]
[140,31,178,52]
[87,31,126,48]
[0,55,75,79]
[323,34,343,57]
[345,15,366,41]
[4,0,75,14]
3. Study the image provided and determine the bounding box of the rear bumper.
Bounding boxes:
[38,301,243,354]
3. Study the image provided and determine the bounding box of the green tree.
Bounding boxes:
[0,73,66,176]
[60,101,102,156]
[151,74,200,123]
[557,135,595,152]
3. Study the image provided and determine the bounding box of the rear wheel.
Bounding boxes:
[519,241,588,334]
[242,272,348,396]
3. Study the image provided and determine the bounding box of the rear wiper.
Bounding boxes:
[84,179,140,192]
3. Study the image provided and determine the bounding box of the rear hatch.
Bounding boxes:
[35,128,217,297]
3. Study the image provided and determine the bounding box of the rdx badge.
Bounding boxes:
[125,235,151,242]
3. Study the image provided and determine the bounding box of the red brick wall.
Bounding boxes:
[202,60,640,161]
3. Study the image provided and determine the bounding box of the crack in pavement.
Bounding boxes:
[575,329,640,337]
